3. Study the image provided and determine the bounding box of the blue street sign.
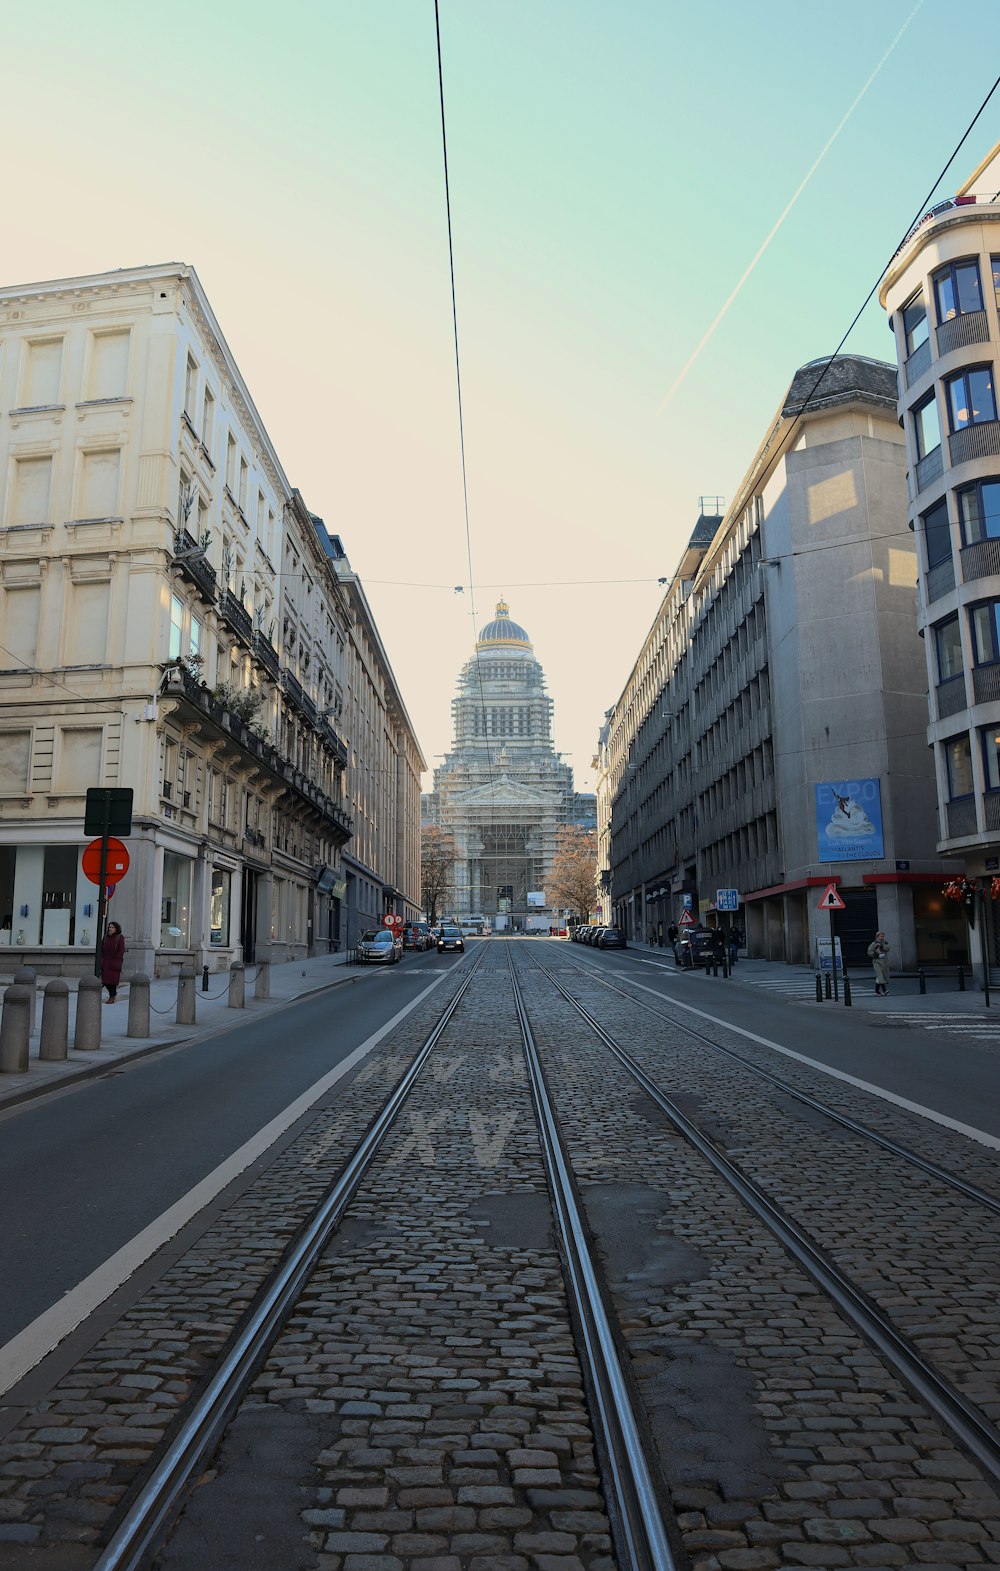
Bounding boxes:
[716,888,740,912]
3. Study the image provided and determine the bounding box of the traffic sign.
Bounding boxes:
[84,787,133,838]
[383,913,403,928]
[717,888,740,912]
[816,883,845,911]
[677,908,695,927]
[82,837,130,886]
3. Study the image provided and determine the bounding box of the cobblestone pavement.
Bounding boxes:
[3,942,999,1570]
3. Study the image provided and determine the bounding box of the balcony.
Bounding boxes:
[219,587,253,646]
[299,690,319,727]
[973,661,1000,704]
[960,536,1000,583]
[947,798,978,839]
[936,675,966,719]
[936,310,989,358]
[925,557,955,603]
[904,340,931,388]
[985,792,1000,833]
[172,530,217,605]
[949,420,1000,467]
[319,717,349,766]
[915,446,944,493]
[284,670,305,709]
[252,630,281,681]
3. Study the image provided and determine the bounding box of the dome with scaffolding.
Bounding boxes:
[476,598,532,650]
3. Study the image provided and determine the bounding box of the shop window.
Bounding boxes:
[161,852,192,948]
[210,868,231,945]
[41,846,78,946]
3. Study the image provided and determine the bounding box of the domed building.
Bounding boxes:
[425,600,578,929]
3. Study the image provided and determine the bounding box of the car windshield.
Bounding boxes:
[441,926,461,936]
[361,930,391,943]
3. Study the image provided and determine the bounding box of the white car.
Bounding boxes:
[358,929,401,965]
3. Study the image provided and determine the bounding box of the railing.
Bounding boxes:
[946,798,978,839]
[924,557,955,603]
[960,536,1000,582]
[936,310,989,358]
[915,446,944,493]
[172,530,217,604]
[284,670,305,708]
[904,340,931,387]
[984,793,1000,832]
[219,587,253,645]
[252,631,281,681]
[320,717,349,764]
[893,193,1000,262]
[949,420,1000,467]
[973,661,1000,704]
[243,827,267,849]
[300,691,319,726]
[935,675,966,719]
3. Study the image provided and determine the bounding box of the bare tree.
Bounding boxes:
[421,826,456,925]
[546,826,598,923]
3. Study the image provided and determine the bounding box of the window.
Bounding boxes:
[78,449,121,518]
[958,479,1000,543]
[971,600,1000,665]
[238,456,248,510]
[11,455,53,525]
[169,595,184,660]
[992,257,1000,311]
[945,733,974,798]
[161,852,192,948]
[88,331,130,400]
[202,387,215,448]
[190,616,201,658]
[935,616,963,681]
[210,868,231,945]
[226,433,236,491]
[184,354,198,418]
[22,338,63,406]
[902,292,928,357]
[913,393,941,459]
[946,366,997,431]
[983,728,1000,792]
[934,259,983,322]
[922,498,951,569]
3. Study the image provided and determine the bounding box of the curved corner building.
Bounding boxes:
[425,600,577,929]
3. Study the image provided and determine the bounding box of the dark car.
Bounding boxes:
[358,928,401,965]
[585,927,606,946]
[402,922,431,951]
[675,925,719,968]
[437,924,465,953]
[596,926,627,949]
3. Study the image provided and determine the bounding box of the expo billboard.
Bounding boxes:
[814,778,884,863]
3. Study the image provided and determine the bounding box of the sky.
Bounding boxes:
[6,0,1000,791]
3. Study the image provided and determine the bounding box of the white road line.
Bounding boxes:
[597,968,1000,1153]
[0,962,458,1399]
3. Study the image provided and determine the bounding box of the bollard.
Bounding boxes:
[13,967,38,1034]
[824,972,832,1000]
[202,964,210,993]
[176,966,196,1025]
[958,964,966,993]
[228,962,245,1009]
[74,975,103,1051]
[39,980,70,1061]
[815,973,823,1002]
[255,961,271,1000]
[843,974,852,1008]
[919,968,926,996]
[722,954,730,979]
[0,985,31,1073]
[127,973,151,1039]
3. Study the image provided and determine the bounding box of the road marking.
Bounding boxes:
[0,962,459,1399]
[592,967,1000,1153]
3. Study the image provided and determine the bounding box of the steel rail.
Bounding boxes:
[504,946,678,1571]
[93,945,490,1571]
[563,949,1000,1218]
[521,949,1000,1489]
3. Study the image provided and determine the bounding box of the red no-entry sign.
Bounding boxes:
[82,837,130,886]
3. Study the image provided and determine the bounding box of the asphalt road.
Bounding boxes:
[0,949,460,1350]
[572,944,1000,1139]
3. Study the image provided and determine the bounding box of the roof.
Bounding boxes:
[476,598,533,650]
[780,354,897,417]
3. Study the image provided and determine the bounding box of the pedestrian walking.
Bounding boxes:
[867,930,890,996]
[100,921,126,1003]
[729,922,743,966]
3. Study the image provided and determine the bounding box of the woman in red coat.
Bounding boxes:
[100,921,125,1002]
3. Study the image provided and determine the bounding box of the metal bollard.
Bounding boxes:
[958,964,966,993]
[202,964,210,993]
[39,979,70,1061]
[843,974,852,1008]
[0,985,31,1073]
[815,973,823,1002]
[13,967,37,1034]
[824,972,832,1000]
[176,966,196,1025]
[722,954,730,978]
[255,961,271,1000]
[228,962,245,1009]
[127,973,150,1039]
[919,968,926,996]
[74,975,103,1051]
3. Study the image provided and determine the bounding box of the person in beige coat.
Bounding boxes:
[868,931,890,996]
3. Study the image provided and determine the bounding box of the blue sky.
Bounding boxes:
[6,0,1000,786]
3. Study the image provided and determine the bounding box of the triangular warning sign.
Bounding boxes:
[817,883,846,911]
[677,908,695,927]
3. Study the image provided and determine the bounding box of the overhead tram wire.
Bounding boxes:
[433,0,507,922]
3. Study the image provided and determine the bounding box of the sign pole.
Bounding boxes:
[829,906,839,1002]
[94,793,111,979]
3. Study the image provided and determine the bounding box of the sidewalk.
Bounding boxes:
[617,940,994,1016]
[0,951,378,1112]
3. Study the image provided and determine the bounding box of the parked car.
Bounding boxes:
[583,927,605,946]
[358,928,401,965]
[596,926,627,949]
[675,925,719,968]
[402,922,432,951]
[437,924,465,953]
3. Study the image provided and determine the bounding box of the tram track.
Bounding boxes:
[517,943,1000,1490]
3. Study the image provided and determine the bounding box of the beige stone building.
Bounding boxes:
[0,263,422,974]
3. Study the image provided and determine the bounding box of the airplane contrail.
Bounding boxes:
[658,0,926,413]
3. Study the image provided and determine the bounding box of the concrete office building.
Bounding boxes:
[880,140,1000,975]
[596,360,961,969]
[0,263,422,974]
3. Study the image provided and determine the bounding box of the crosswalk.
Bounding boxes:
[740,974,831,1001]
[878,1012,1000,1042]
